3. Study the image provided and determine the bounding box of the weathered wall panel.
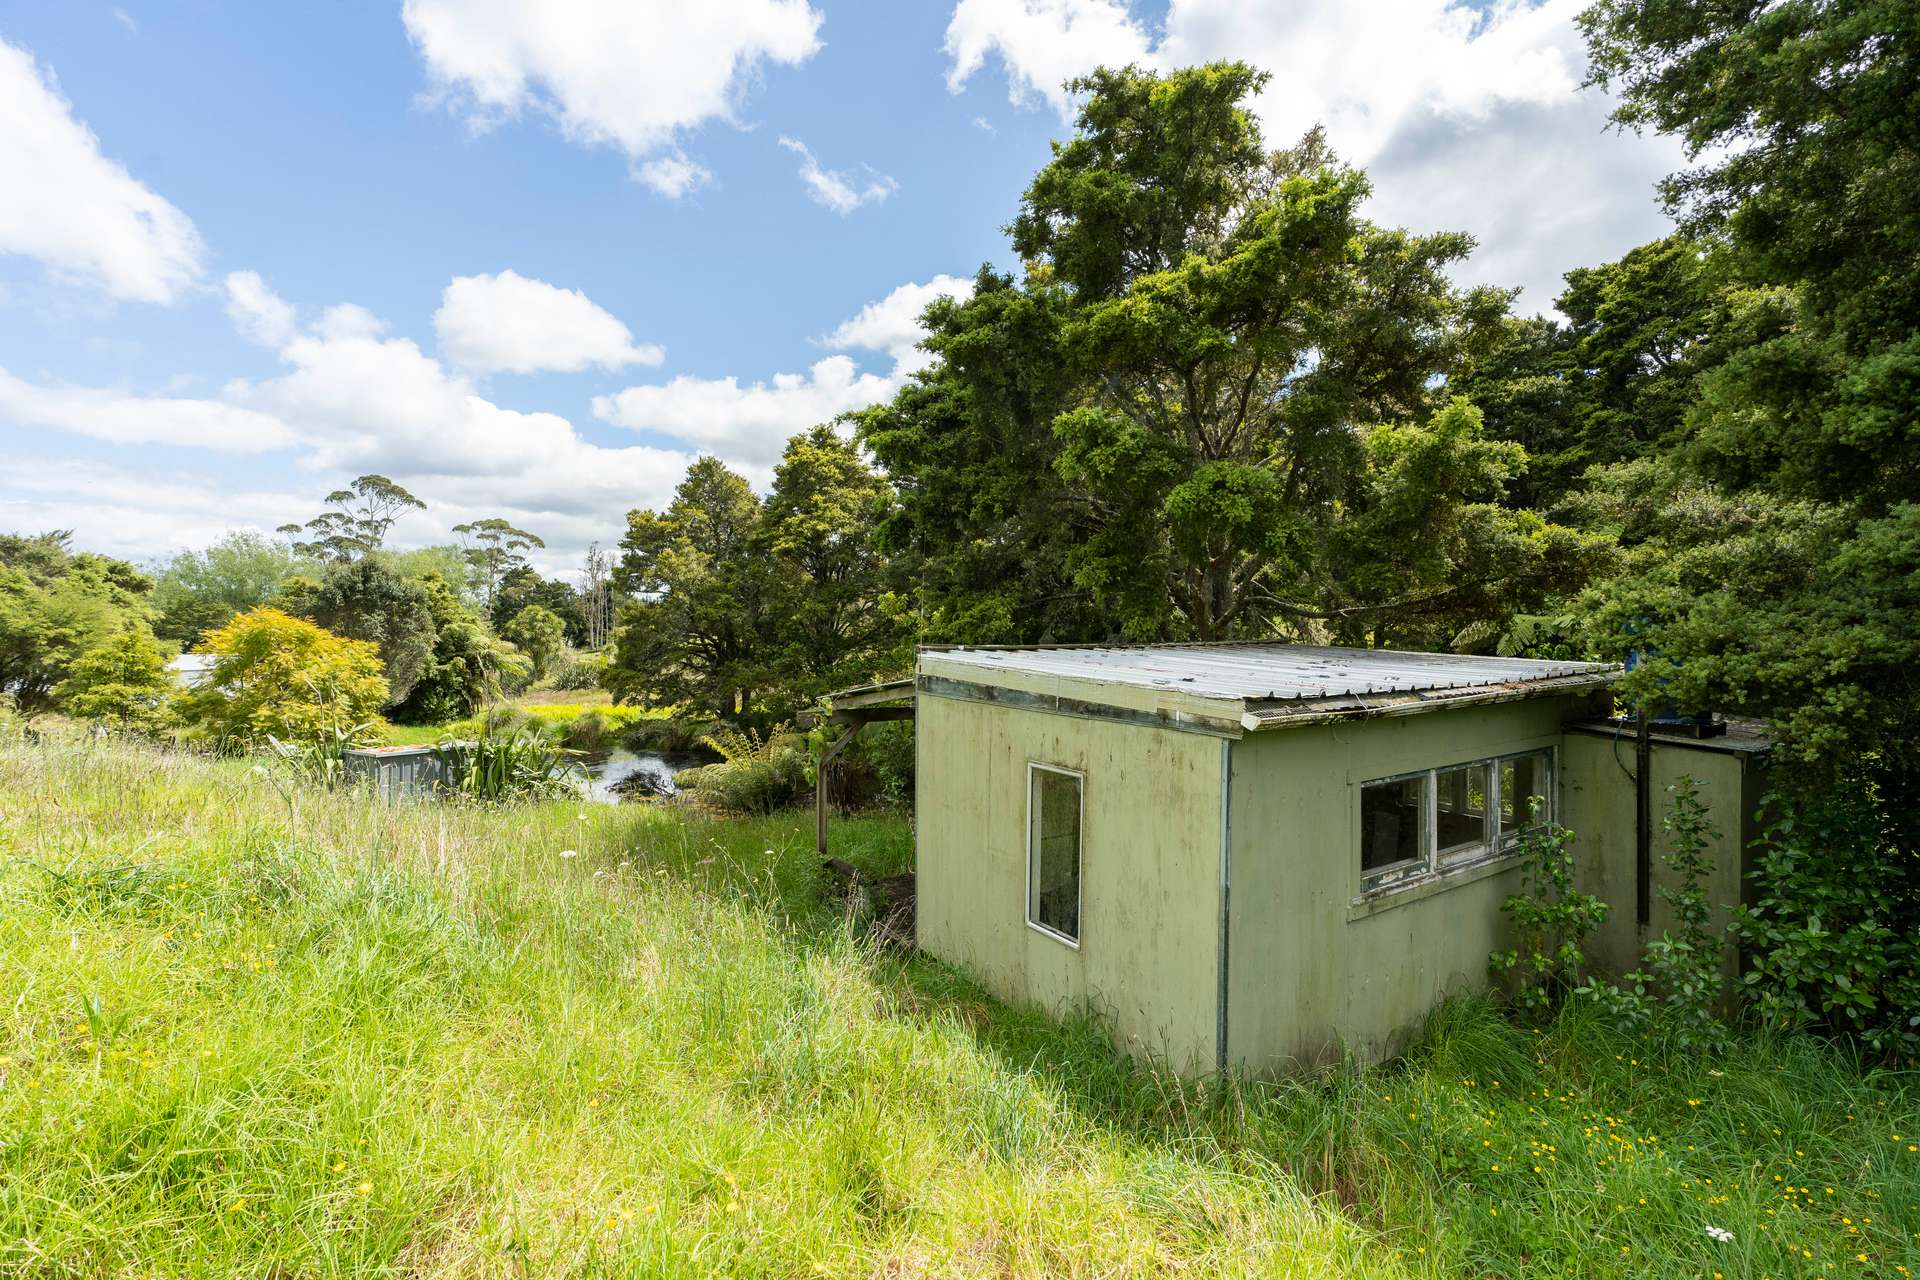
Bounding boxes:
[1225,696,1594,1068]
[1561,730,1766,982]
[915,693,1225,1071]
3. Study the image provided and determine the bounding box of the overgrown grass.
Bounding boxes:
[1,730,1914,1277]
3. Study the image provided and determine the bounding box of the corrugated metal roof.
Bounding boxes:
[922,643,1617,704]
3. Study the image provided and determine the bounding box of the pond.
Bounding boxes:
[581,748,700,803]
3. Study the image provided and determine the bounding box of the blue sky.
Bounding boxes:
[0,0,1682,578]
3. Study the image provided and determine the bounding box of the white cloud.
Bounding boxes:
[596,274,974,462]
[636,151,712,199]
[112,8,138,35]
[434,270,665,375]
[940,0,1683,312]
[3,277,693,571]
[944,0,1151,117]
[0,38,205,303]
[777,137,899,215]
[0,367,296,452]
[225,271,297,347]
[823,273,976,376]
[402,0,823,193]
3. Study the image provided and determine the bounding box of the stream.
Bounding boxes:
[581,748,697,803]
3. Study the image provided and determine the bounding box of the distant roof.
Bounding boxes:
[917,643,1618,734]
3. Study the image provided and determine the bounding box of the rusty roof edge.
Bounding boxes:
[1238,669,1620,732]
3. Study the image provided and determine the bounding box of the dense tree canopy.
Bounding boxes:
[150,531,311,646]
[0,533,155,716]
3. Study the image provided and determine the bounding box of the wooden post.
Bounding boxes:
[815,723,863,858]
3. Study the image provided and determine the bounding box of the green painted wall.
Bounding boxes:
[1224,695,1601,1069]
[912,680,1762,1076]
[1560,730,1766,984]
[914,692,1226,1071]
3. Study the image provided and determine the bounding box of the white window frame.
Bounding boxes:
[1493,748,1555,851]
[1359,768,1431,891]
[1434,760,1495,867]
[1359,747,1557,896]
[1025,761,1085,949]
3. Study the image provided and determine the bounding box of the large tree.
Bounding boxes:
[277,475,425,563]
[290,558,438,709]
[605,458,778,721]
[150,531,311,645]
[756,426,907,695]
[866,65,1594,644]
[1574,0,1920,780]
[453,518,544,609]
[0,533,155,716]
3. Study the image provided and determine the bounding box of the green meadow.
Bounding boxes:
[2,729,1914,1278]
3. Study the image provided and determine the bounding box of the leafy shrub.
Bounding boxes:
[1731,768,1920,1061]
[53,625,174,735]
[433,727,581,801]
[178,608,388,750]
[1581,777,1731,1054]
[547,649,606,691]
[502,604,566,681]
[1490,802,1610,1015]
[395,571,530,724]
[266,720,378,789]
[684,725,809,814]
[293,558,437,708]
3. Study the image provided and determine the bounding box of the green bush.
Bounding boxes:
[547,649,606,691]
[684,725,810,814]
[52,625,174,735]
[177,608,388,750]
[1581,776,1731,1054]
[1732,768,1920,1061]
[433,727,581,802]
[1489,802,1610,1016]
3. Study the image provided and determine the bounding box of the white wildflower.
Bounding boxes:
[560,849,579,859]
[1705,1226,1734,1243]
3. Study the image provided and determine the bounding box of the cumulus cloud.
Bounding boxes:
[402,0,823,195]
[777,137,899,215]
[225,271,298,347]
[434,270,665,375]
[636,151,713,199]
[595,273,974,463]
[4,274,693,571]
[0,38,205,303]
[0,367,296,452]
[940,0,1683,312]
[822,273,976,376]
[945,0,1152,117]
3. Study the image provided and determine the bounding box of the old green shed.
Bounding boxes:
[902,642,1765,1073]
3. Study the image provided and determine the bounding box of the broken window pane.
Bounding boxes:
[1028,767,1082,941]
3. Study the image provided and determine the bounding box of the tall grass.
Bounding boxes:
[1,729,1914,1277]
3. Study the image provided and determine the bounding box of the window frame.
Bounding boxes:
[1358,746,1557,897]
[1494,748,1555,850]
[1358,768,1431,891]
[1024,761,1086,949]
[1434,760,1495,867]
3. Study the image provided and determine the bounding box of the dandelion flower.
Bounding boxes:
[357,1181,373,1196]
[1706,1225,1734,1243]
[332,1160,346,1173]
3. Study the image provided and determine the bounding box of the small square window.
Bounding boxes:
[1436,762,1492,862]
[1028,765,1082,943]
[1361,774,1427,880]
[1499,752,1552,842]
